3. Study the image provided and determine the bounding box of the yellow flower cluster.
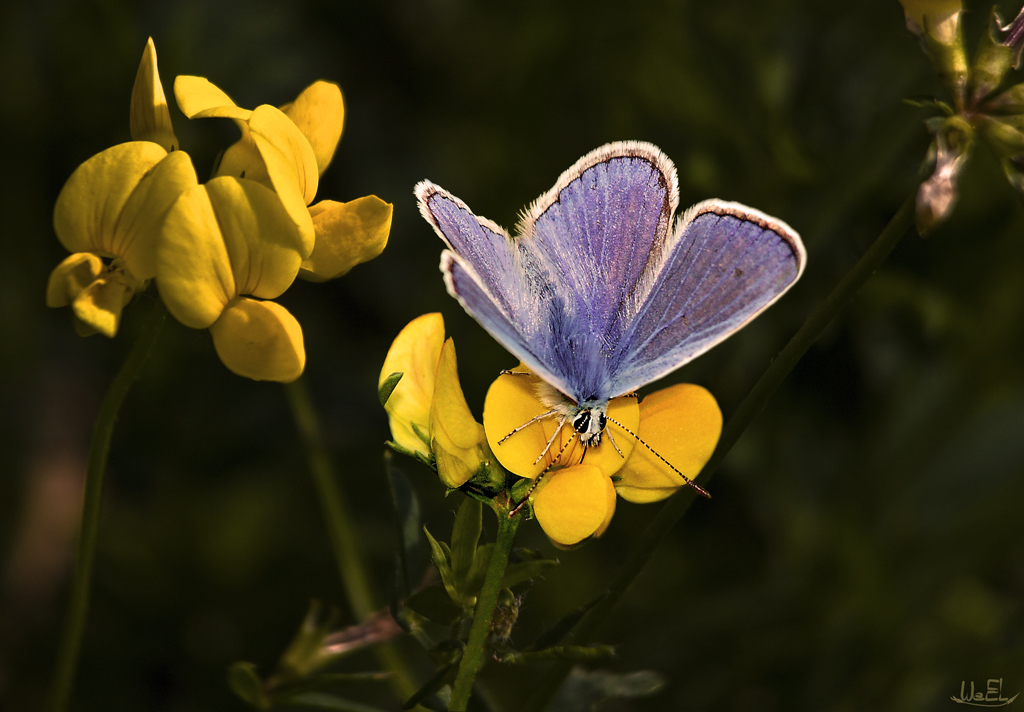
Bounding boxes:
[47,39,392,382]
[381,314,723,548]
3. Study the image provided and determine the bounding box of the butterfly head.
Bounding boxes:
[572,403,608,446]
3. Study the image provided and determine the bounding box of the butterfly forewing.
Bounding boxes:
[607,201,805,397]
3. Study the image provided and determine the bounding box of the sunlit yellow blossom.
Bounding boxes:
[483,367,721,546]
[130,37,178,152]
[156,176,308,382]
[379,313,445,459]
[173,77,391,282]
[47,142,197,337]
[430,339,490,488]
[380,314,494,489]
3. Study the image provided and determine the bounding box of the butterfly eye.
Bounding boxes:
[597,412,607,432]
[573,411,591,434]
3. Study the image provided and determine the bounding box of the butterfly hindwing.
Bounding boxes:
[607,200,806,396]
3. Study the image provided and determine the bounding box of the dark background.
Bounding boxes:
[3,0,1024,710]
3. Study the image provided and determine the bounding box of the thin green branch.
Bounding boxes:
[449,507,522,711]
[520,193,917,712]
[284,377,419,702]
[47,299,167,712]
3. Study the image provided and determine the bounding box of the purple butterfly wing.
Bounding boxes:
[606,200,806,397]
[515,142,678,401]
[416,181,572,395]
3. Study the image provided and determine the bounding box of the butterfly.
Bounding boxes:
[415,141,805,479]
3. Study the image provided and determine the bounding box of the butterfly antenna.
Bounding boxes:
[606,416,711,499]
[510,433,578,518]
[533,414,568,466]
[499,409,558,445]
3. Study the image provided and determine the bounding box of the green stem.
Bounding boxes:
[449,507,522,711]
[284,377,419,701]
[47,299,167,712]
[521,193,916,712]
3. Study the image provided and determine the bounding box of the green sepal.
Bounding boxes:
[979,114,1024,155]
[494,644,616,665]
[463,542,494,597]
[227,661,271,710]
[923,13,968,108]
[985,82,1024,113]
[378,371,403,407]
[970,8,1014,106]
[423,525,464,605]
[405,583,463,625]
[411,421,432,450]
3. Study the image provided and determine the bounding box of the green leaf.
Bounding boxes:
[278,601,336,680]
[423,526,459,602]
[902,96,954,115]
[450,497,482,595]
[401,661,458,710]
[496,644,615,664]
[970,8,1014,105]
[463,542,494,597]
[384,452,420,598]
[527,591,608,651]
[227,661,271,710]
[378,371,403,407]
[501,558,558,589]
[405,583,463,625]
[287,691,392,712]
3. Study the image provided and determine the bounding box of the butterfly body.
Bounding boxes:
[417,141,805,461]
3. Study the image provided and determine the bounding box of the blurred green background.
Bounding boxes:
[3,0,1024,710]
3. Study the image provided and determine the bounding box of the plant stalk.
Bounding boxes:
[47,299,167,712]
[520,193,917,712]
[284,377,419,701]
[449,506,522,711]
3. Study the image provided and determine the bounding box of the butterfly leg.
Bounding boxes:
[533,415,568,466]
[510,433,579,517]
[606,416,711,499]
[499,369,532,376]
[605,427,625,459]
[498,409,558,444]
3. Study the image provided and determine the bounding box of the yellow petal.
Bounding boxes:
[209,297,305,382]
[53,142,168,272]
[217,135,269,185]
[46,253,104,308]
[430,338,488,489]
[173,75,252,122]
[379,313,445,458]
[156,183,235,328]
[592,475,618,538]
[247,105,318,257]
[71,273,133,338]
[281,81,344,176]
[298,196,392,282]
[129,38,179,152]
[533,464,616,547]
[483,367,639,479]
[899,0,961,43]
[156,176,304,328]
[615,384,722,504]
[114,149,199,280]
[204,176,305,298]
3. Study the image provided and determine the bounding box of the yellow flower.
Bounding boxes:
[173,76,391,282]
[483,368,721,547]
[899,0,962,45]
[380,314,494,489]
[130,38,179,152]
[46,142,197,337]
[155,176,309,382]
[47,39,196,338]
